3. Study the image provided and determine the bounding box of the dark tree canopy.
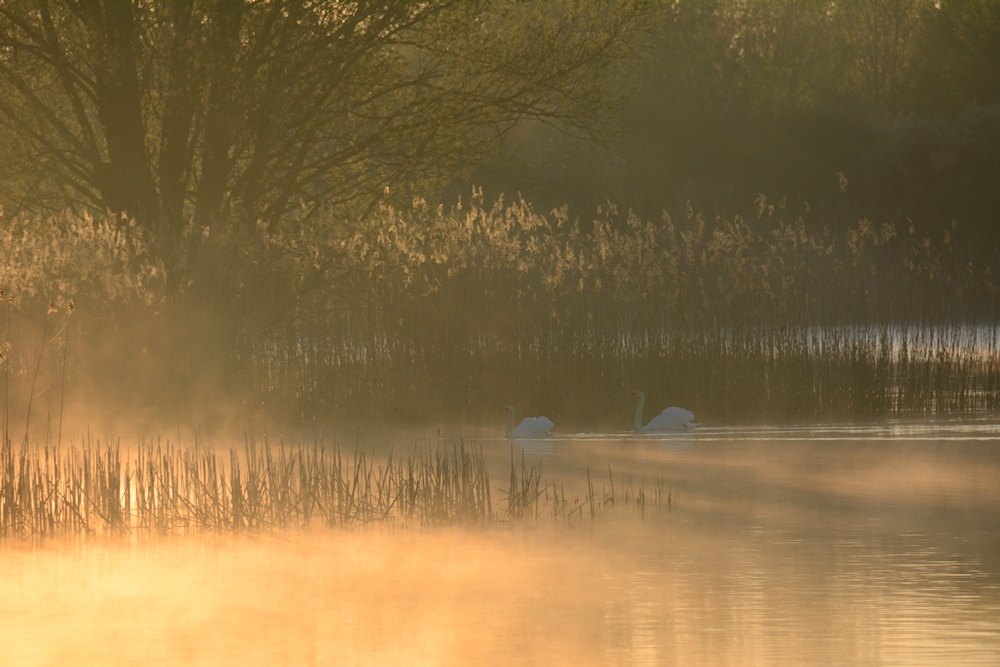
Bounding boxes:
[475,0,1000,242]
[0,0,658,270]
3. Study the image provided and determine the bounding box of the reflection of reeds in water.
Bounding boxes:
[0,434,668,538]
[501,450,671,524]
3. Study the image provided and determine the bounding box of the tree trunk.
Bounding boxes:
[83,1,161,231]
[158,0,197,263]
[194,0,244,231]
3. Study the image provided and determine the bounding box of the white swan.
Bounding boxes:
[504,405,554,439]
[633,391,698,431]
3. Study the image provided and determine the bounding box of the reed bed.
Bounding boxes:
[3,195,997,427]
[224,193,1000,426]
[0,433,668,539]
[249,321,1000,427]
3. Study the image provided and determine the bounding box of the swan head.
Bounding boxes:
[504,404,515,414]
[632,390,644,399]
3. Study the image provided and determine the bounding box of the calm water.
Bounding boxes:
[2,421,999,666]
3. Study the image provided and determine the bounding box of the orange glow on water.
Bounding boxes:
[2,424,999,666]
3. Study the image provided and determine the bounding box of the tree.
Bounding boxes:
[492,0,1000,236]
[839,0,922,113]
[0,1,659,275]
[908,0,1000,113]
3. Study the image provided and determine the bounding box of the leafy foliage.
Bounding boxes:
[0,0,659,276]
[485,0,1000,241]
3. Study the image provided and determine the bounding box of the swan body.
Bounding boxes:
[633,391,697,431]
[505,405,553,439]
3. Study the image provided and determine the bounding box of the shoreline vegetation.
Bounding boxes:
[0,2,997,430]
[0,432,668,540]
[1,193,997,429]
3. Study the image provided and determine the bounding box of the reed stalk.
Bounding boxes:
[23,303,55,444]
[56,301,73,448]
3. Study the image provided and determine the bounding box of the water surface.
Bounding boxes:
[2,421,998,666]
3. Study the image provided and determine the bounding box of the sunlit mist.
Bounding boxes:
[2,1,1000,665]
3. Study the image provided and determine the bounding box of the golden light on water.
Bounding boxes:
[3,530,610,666]
[2,3,999,664]
[2,425,999,666]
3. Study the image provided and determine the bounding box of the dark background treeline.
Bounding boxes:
[471,0,1000,247]
[1,1,998,433]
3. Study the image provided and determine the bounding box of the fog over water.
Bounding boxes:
[2,421,998,666]
[1,2,999,665]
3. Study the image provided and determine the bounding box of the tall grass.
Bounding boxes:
[228,192,999,425]
[1,196,997,427]
[0,434,490,536]
[0,433,669,539]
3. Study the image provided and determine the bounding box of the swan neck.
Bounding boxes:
[633,394,645,431]
[505,408,515,438]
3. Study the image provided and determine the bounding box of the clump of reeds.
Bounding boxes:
[0,433,496,537]
[0,433,669,539]
[0,432,129,537]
